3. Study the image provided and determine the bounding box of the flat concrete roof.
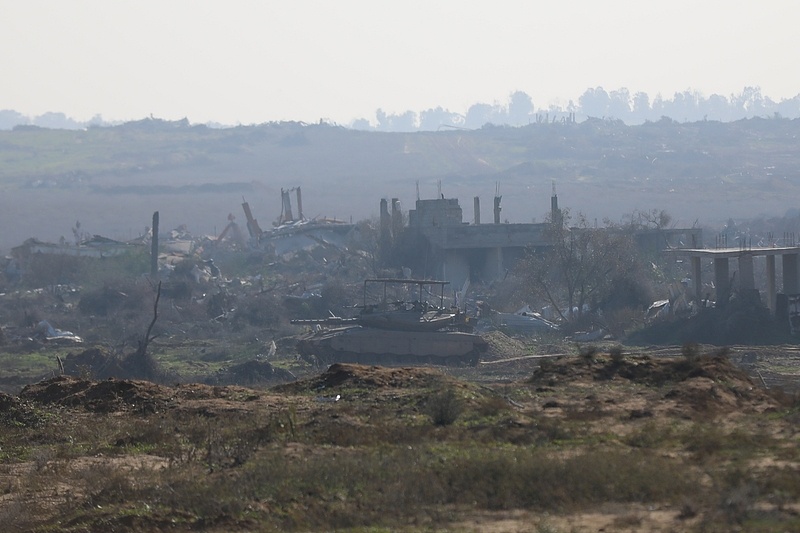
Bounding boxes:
[665,246,800,259]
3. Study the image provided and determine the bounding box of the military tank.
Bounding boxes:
[292,279,488,366]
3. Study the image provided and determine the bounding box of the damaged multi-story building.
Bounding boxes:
[381,191,556,288]
[382,190,703,290]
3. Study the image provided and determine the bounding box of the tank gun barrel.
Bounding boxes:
[290,316,358,326]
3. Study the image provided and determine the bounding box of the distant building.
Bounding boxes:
[386,194,554,288]
[384,192,702,289]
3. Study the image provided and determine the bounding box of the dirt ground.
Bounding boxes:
[1,341,799,531]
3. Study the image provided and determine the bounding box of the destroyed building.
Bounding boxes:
[11,235,145,260]
[241,186,354,258]
[384,193,556,288]
[384,190,704,290]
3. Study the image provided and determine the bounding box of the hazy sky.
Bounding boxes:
[2,1,799,125]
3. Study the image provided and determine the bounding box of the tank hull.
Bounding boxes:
[296,325,487,366]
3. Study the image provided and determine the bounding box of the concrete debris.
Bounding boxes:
[572,329,607,342]
[477,302,560,335]
[36,320,82,344]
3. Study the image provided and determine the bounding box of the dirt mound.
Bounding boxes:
[481,331,530,360]
[62,347,124,377]
[205,359,296,386]
[19,375,173,413]
[530,352,777,415]
[277,363,452,393]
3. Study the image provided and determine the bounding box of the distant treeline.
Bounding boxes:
[2,86,798,132]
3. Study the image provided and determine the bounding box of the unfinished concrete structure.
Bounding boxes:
[669,245,800,314]
[383,190,704,290]
[387,194,554,287]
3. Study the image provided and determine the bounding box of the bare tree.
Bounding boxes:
[517,210,642,323]
[125,281,161,380]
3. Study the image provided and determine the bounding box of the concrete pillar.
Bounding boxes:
[766,255,776,313]
[391,198,403,239]
[379,199,391,258]
[738,253,755,291]
[484,247,504,281]
[714,257,730,305]
[691,256,702,303]
[295,187,303,219]
[551,193,561,227]
[783,253,799,294]
[444,250,469,287]
[281,189,294,222]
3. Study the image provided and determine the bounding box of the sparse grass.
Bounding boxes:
[2,343,800,531]
[0,350,64,381]
[34,444,699,531]
[624,419,676,449]
[679,422,775,461]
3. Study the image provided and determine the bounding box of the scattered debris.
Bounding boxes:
[315,394,341,403]
[477,302,560,334]
[35,320,82,344]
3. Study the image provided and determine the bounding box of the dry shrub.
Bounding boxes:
[426,388,464,426]
[531,417,574,444]
[681,342,701,362]
[12,436,701,531]
[77,463,139,507]
[1,500,44,532]
[609,344,625,363]
[604,306,644,338]
[624,420,673,449]
[475,394,512,417]
[769,387,800,410]
[232,292,282,329]
[578,344,599,361]
[441,447,696,511]
[612,513,643,528]
[681,423,726,460]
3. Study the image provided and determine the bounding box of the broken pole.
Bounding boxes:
[241,198,263,238]
[150,211,159,279]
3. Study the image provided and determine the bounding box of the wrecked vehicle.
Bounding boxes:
[292,279,488,366]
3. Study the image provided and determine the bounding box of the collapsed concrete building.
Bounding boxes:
[241,187,354,258]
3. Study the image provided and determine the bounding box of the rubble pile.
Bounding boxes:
[481,330,531,360]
